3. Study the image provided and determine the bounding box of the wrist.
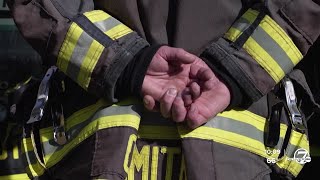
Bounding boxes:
[115,45,163,99]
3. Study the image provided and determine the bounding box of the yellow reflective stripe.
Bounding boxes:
[39,99,107,142]
[226,28,285,82]
[43,114,140,168]
[138,125,180,140]
[225,8,303,83]
[179,109,309,177]
[179,126,279,159]
[218,110,287,137]
[276,131,309,176]
[57,10,133,89]
[25,162,46,178]
[77,40,104,89]
[246,10,302,65]
[57,23,83,73]
[242,8,258,23]
[0,173,30,180]
[105,24,133,40]
[225,27,242,42]
[22,138,33,154]
[84,10,111,23]
[276,155,303,177]
[244,37,284,81]
[22,138,46,177]
[289,131,309,151]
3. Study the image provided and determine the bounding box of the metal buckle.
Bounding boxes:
[27,66,57,124]
[53,104,67,145]
[282,77,305,132]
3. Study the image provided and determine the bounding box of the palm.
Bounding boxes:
[141,55,192,101]
[186,81,230,127]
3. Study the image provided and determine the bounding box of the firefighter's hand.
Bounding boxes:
[141,46,205,118]
[142,46,231,128]
[183,64,231,129]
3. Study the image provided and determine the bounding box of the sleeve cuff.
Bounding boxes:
[201,57,248,109]
[115,45,163,99]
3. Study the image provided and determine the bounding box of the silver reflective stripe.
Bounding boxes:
[94,17,122,33]
[204,116,283,150]
[66,31,93,82]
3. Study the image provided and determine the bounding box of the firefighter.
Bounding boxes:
[6,0,320,179]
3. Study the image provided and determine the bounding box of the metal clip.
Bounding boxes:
[52,104,67,145]
[282,77,305,132]
[27,66,57,124]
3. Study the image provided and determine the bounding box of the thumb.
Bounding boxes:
[158,46,198,64]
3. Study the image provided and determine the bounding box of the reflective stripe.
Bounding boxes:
[57,23,83,74]
[94,17,122,33]
[84,10,132,40]
[84,10,111,23]
[22,137,46,177]
[76,40,104,88]
[0,173,30,180]
[276,131,309,176]
[22,100,308,177]
[178,110,308,177]
[57,10,133,89]
[65,31,92,82]
[138,125,180,140]
[40,105,141,151]
[39,102,141,168]
[225,9,303,83]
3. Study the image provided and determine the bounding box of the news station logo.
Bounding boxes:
[287,148,311,165]
[267,148,311,165]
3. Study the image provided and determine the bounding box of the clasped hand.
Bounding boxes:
[141,46,231,129]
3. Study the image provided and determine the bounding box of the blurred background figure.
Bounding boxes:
[0,1,42,178]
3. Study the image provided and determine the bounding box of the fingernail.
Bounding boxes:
[167,89,177,96]
[143,98,149,105]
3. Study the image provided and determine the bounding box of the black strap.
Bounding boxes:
[265,92,282,148]
[73,14,114,47]
[232,0,269,50]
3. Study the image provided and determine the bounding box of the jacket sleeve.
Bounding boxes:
[201,0,320,105]
[7,0,151,102]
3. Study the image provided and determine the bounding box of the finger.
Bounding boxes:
[160,88,178,118]
[190,64,202,79]
[190,82,201,99]
[193,67,219,91]
[172,94,187,122]
[158,46,199,64]
[186,104,208,129]
[182,88,193,106]
[143,95,158,112]
[198,68,215,81]
[203,79,219,91]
